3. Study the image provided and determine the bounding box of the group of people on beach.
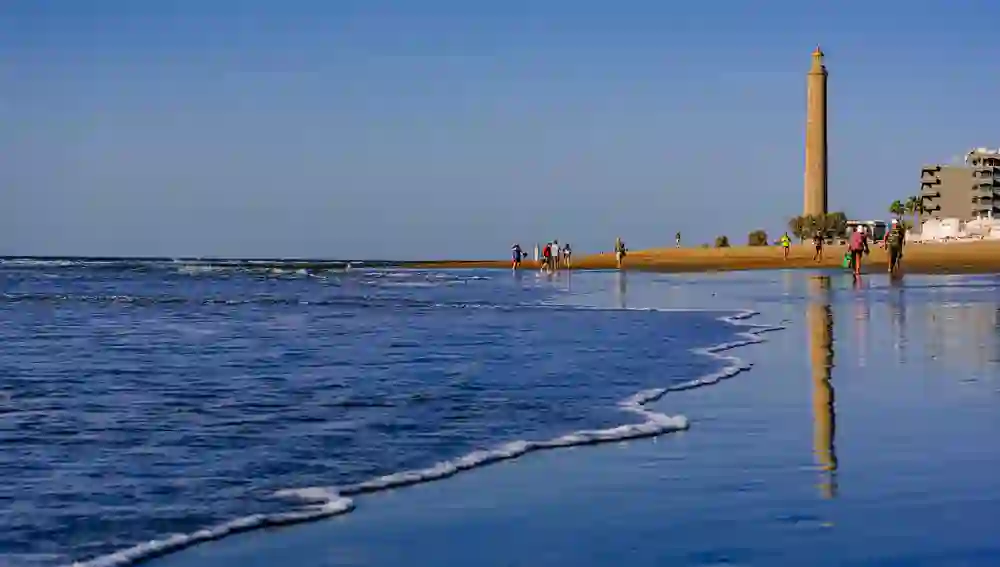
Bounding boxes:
[512,225,906,277]
[539,240,572,272]
[510,237,628,271]
[511,241,572,271]
[778,220,907,277]
[845,219,906,277]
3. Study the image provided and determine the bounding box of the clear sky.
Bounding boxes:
[3,0,1000,259]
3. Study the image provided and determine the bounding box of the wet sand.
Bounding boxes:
[152,271,1000,567]
[415,240,1000,274]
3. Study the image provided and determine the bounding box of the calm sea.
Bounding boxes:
[0,259,766,567]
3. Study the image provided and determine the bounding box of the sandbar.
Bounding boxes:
[414,240,1000,274]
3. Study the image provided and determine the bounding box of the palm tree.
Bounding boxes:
[889,199,905,219]
[904,195,924,231]
[904,196,917,222]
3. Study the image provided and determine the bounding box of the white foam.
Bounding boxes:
[70,491,354,567]
[69,308,781,567]
[175,264,225,275]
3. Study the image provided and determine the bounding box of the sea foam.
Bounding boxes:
[70,309,781,567]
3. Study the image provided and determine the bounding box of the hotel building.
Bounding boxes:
[920,148,1000,222]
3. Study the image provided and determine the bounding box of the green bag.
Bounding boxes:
[841,252,852,269]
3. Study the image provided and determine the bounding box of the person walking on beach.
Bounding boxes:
[780,232,791,260]
[552,240,561,269]
[885,218,905,275]
[812,229,824,262]
[675,232,681,248]
[533,243,539,263]
[562,242,572,268]
[848,225,869,276]
[511,243,523,270]
[542,242,552,273]
[615,237,627,270]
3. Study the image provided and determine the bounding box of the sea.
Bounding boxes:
[0,258,775,567]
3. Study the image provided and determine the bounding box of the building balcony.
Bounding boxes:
[974,166,999,176]
[921,165,941,174]
[922,189,941,198]
[920,177,941,185]
[969,157,1000,167]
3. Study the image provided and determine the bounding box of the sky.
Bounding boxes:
[3,0,1000,260]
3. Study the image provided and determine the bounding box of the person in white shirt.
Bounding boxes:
[552,240,560,268]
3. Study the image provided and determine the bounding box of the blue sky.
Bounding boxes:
[3,0,1000,259]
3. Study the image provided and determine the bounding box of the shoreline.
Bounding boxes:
[412,240,1000,274]
[72,306,778,567]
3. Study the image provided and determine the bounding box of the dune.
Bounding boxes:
[413,240,1000,274]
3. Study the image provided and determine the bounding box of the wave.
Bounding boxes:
[0,257,402,275]
[68,309,782,567]
[0,292,516,312]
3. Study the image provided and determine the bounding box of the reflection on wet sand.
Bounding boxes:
[807,275,838,499]
[853,278,870,368]
[616,271,627,309]
[888,284,907,364]
[922,299,1000,371]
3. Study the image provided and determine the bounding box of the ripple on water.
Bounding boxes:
[0,262,772,566]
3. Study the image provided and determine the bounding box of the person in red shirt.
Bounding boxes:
[848,226,868,276]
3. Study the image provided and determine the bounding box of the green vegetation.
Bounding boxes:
[903,195,925,229]
[889,199,905,219]
[715,235,731,248]
[747,230,769,246]
[787,212,848,242]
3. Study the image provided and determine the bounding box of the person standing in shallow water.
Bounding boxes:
[511,243,523,270]
[848,225,868,276]
[562,243,572,269]
[780,232,791,260]
[885,218,905,275]
[812,230,824,262]
[675,232,681,248]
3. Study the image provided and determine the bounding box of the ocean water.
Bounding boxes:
[145,270,1000,567]
[0,259,775,567]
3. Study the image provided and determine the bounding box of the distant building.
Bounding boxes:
[920,148,1000,222]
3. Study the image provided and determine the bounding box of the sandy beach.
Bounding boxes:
[415,240,1000,274]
